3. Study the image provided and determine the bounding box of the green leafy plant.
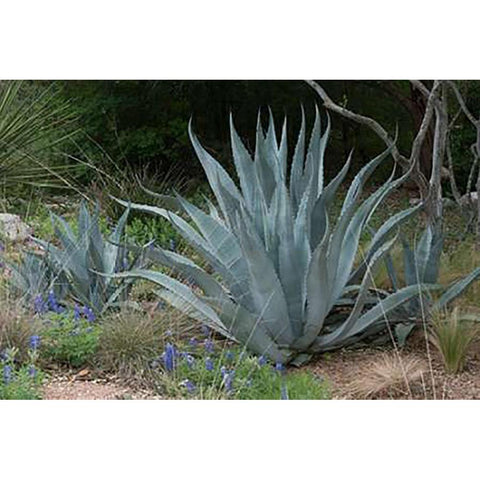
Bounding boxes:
[429,308,480,374]
[40,309,100,368]
[154,340,329,400]
[0,347,44,400]
[114,109,430,364]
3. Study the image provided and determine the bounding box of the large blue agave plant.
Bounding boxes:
[114,108,431,364]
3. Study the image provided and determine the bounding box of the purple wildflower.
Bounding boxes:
[34,295,47,314]
[3,365,12,385]
[47,290,62,313]
[258,355,267,367]
[181,379,196,393]
[83,306,95,323]
[205,357,214,371]
[28,366,37,378]
[29,335,41,350]
[275,362,285,373]
[224,370,235,394]
[163,343,176,372]
[182,353,195,368]
[73,303,81,321]
[204,339,214,354]
[189,337,199,349]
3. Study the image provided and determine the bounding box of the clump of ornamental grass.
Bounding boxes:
[348,352,426,399]
[151,330,330,400]
[96,308,167,379]
[429,308,480,374]
[0,301,41,363]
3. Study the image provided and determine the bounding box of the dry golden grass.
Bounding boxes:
[348,352,427,399]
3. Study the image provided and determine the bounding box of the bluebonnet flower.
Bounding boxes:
[29,335,41,350]
[162,343,176,372]
[225,350,234,361]
[182,353,195,368]
[83,306,95,323]
[275,362,285,373]
[204,339,214,353]
[224,370,235,394]
[258,355,267,367]
[205,357,214,371]
[28,366,37,378]
[189,337,199,349]
[3,365,12,385]
[34,294,47,314]
[73,303,81,321]
[47,290,62,313]
[181,379,196,393]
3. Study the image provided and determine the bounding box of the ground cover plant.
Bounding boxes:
[151,330,330,399]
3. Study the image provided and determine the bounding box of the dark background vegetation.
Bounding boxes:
[16,80,480,197]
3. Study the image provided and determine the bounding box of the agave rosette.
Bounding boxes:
[114,108,430,363]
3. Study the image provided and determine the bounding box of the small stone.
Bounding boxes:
[0,214,32,242]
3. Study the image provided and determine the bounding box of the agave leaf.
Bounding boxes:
[316,236,397,347]
[350,203,422,283]
[290,106,306,212]
[230,114,256,213]
[234,212,294,345]
[434,266,480,311]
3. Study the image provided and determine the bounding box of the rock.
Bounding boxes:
[0,213,32,242]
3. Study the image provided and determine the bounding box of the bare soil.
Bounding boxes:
[42,369,161,400]
[308,330,480,399]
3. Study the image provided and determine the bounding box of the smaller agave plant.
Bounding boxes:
[113,108,433,364]
[8,203,145,314]
[384,223,480,316]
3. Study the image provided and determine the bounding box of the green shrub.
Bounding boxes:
[40,308,100,368]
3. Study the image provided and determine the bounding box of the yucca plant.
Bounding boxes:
[113,108,431,364]
[429,308,480,374]
[0,81,76,190]
[24,203,146,314]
